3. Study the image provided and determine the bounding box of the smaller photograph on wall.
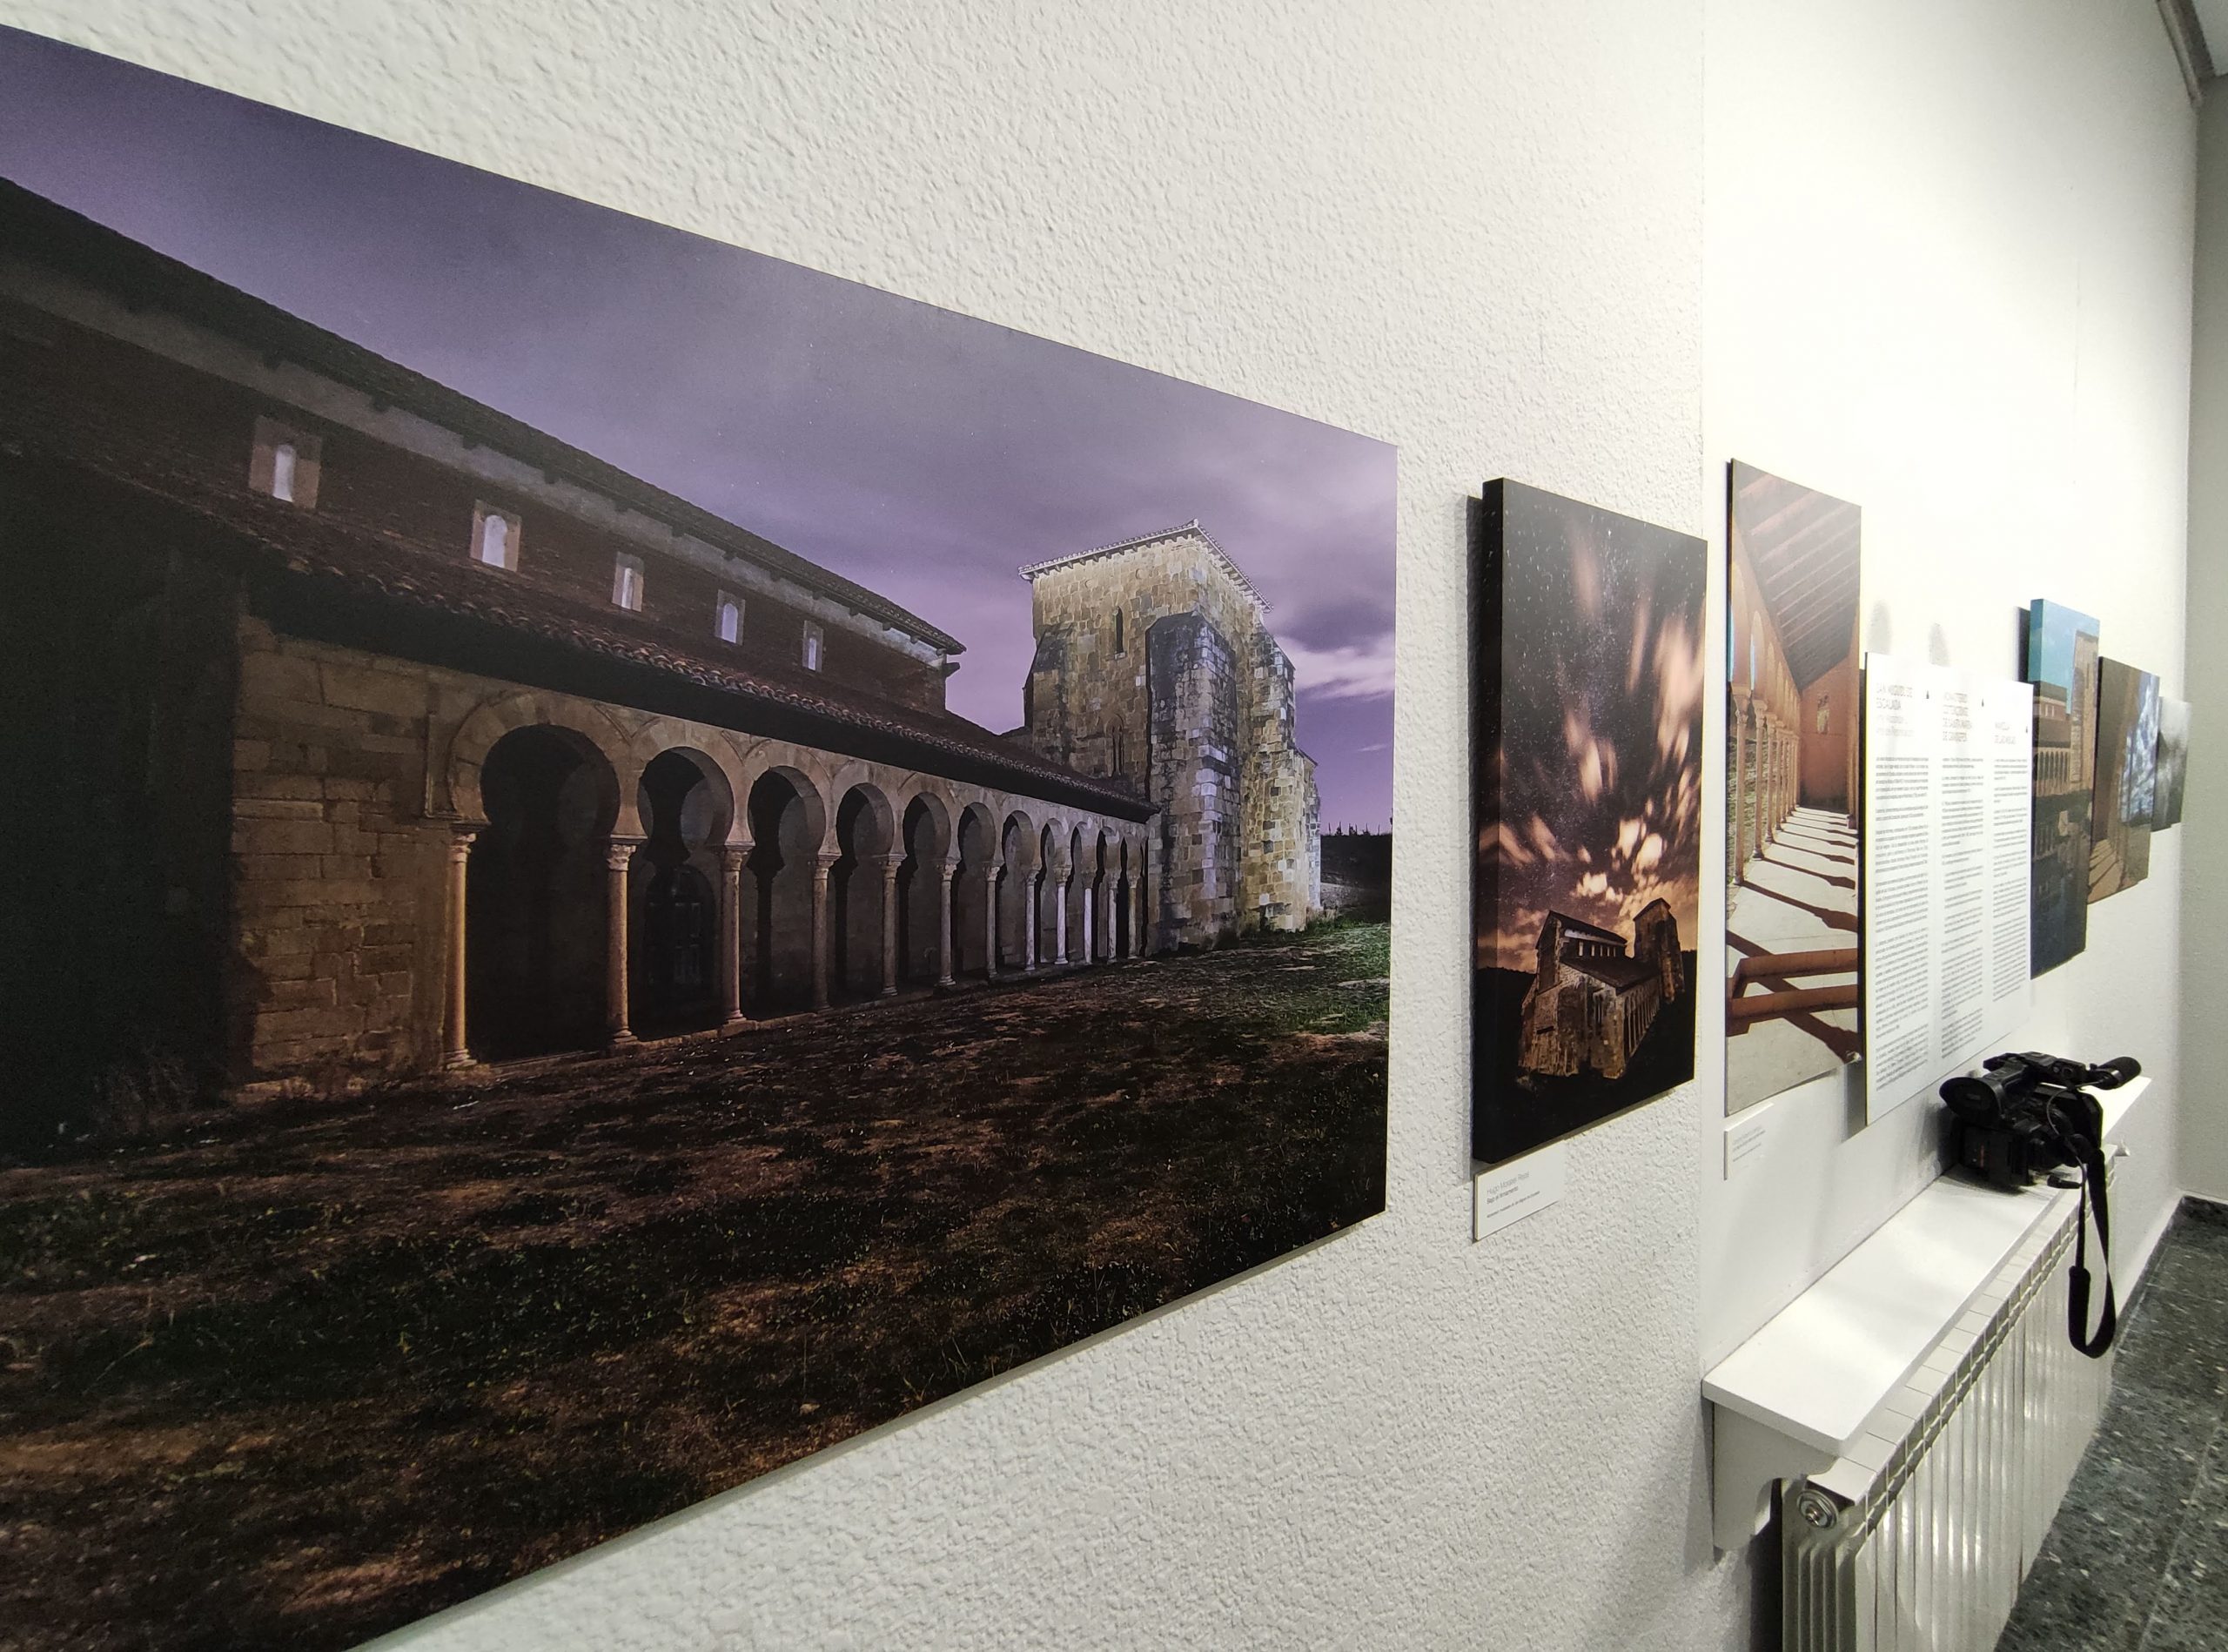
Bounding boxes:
[1723,462,1862,1115]
[2023,600,2100,974]
[1473,480,1706,1166]
[2090,659,2161,899]
[2154,698,2191,830]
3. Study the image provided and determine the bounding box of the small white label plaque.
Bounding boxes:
[1725,1104,1775,1180]
[1473,1141,1567,1241]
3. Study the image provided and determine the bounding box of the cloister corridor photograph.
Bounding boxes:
[0,30,1395,1652]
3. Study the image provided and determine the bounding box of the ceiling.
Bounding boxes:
[1732,467,1862,693]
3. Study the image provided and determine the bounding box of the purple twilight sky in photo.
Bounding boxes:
[0,29,1396,829]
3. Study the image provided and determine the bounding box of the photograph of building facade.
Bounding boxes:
[0,34,1393,1652]
[2,182,1162,1096]
[2023,600,2102,973]
[2091,658,2161,899]
[1473,480,1704,1166]
[1722,462,1861,1115]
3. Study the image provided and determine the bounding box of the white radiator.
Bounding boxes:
[1780,1203,2114,1652]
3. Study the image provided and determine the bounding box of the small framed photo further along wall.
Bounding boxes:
[2022,599,2100,973]
[2091,657,2161,900]
[2154,696,2191,831]
[1473,480,1706,1166]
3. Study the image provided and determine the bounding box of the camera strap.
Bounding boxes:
[2067,1132,2117,1359]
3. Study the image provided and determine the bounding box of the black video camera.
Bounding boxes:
[1939,1051,2138,1191]
[1938,1051,2140,1360]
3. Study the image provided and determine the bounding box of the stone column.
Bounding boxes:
[1732,698,1748,879]
[1758,715,1772,843]
[936,857,958,986]
[1759,716,1773,844]
[1132,852,1148,957]
[606,836,641,1047]
[1098,875,1117,964]
[981,870,1000,979]
[879,853,903,997]
[1765,718,1781,843]
[1023,870,1039,973]
[719,843,748,1027]
[1052,874,1069,965]
[811,850,838,1011]
[1777,726,1788,832]
[443,826,478,1069]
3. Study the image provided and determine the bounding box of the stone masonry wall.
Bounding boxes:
[1145,614,1238,941]
[1236,628,1319,931]
[1024,527,1321,946]
[229,614,452,1085]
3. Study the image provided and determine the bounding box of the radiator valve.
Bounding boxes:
[1793,1486,1840,1532]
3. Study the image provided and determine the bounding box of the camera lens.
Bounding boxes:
[1941,1071,2010,1123]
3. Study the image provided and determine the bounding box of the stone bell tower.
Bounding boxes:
[1019,521,1319,949]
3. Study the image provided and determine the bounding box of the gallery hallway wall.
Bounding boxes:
[2181,84,2228,1205]
[0,3,2200,1652]
[1700,0,2194,1367]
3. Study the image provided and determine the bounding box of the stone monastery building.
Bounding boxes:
[1020,522,1320,944]
[1516,902,1683,1082]
[2,180,1325,1111]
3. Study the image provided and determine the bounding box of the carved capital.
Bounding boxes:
[447,824,480,863]
[721,841,753,871]
[606,836,644,873]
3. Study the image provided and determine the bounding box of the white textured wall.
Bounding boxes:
[2185,86,2228,1204]
[0,2,2201,1649]
[1700,0,2198,1363]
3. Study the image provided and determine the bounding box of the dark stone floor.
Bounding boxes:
[1997,1200,2228,1651]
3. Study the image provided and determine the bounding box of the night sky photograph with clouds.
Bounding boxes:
[1473,481,1705,1164]
[1475,485,1706,970]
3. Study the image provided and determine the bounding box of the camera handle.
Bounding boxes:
[2065,1129,2117,1360]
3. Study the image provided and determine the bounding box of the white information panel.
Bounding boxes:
[1724,1101,1775,1180]
[1861,656,2034,1122]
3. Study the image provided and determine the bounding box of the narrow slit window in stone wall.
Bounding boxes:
[473,507,520,570]
[613,553,644,611]
[249,414,321,507]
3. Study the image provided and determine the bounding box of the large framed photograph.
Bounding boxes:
[0,30,1394,1651]
[1472,480,1705,1165]
[1722,462,1862,1113]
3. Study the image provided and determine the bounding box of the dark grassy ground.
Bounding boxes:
[0,923,1387,1652]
